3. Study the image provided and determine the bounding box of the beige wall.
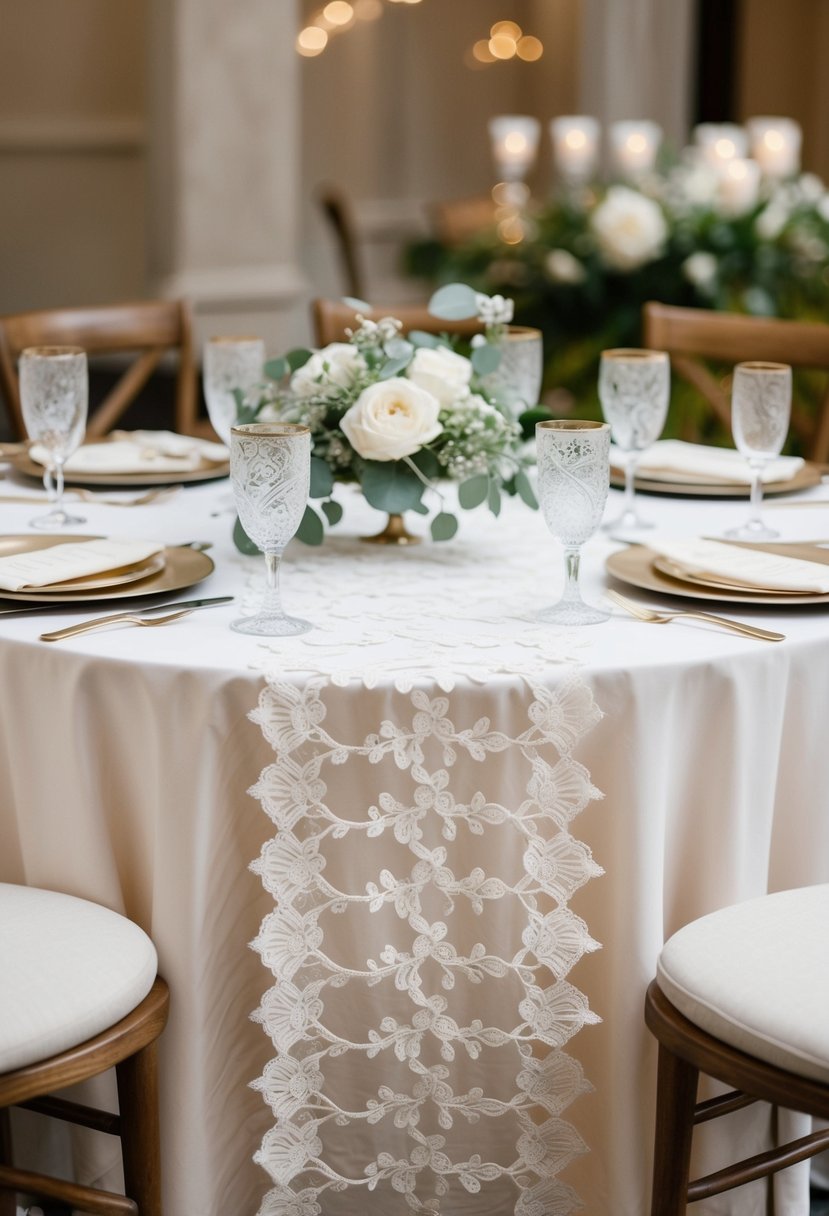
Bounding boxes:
[0,0,147,314]
[737,0,829,181]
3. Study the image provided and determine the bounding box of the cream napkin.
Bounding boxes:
[0,538,165,592]
[613,440,804,485]
[30,431,229,475]
[648,538,829,593]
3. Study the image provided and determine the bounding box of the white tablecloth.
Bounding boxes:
[1,469,828,1215]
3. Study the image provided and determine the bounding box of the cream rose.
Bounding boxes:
[407,345,472,408]
[340,378,442,462]
[590,185,668,271]
[291,343,365,398]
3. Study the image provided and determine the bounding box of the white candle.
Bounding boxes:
[549,116,599,182]
[609,120,662,179]
[488,115,541,182]
[693,123,748,171]
[747,117,801,178]
[718,157,761,216]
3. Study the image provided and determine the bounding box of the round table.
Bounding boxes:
[1,468,828,1216]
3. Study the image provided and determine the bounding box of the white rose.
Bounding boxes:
[545,249,587,284]
[407,346,472,408]
[290,343,365,397]
[755,202,788,240]
[682,251,718,290]
[590,186,668,271]
[340,378,442,462]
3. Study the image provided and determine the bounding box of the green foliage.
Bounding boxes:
[360,460,426,514]
[296,504,325,545]
[321,499,344,526]
[428,282,479,319]
[458,474,489,509]
[471,342,502,376]
[232,516,261,555]
[430,511,459,541]
[309,456,334,499]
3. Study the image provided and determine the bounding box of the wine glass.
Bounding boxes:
[724,361,792,541]
[598,348,670,531]
[230,423,311,636]
[19,346,88,529]
[203,337,266,445]
[536,419,611,625]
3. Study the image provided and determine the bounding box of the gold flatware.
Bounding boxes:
[606,589,785,642]
[0,486,181,507]
[39,595,233,642]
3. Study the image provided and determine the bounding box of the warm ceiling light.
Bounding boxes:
[297,25,328,54]
[489,34,517,59]
[626,133,647,153]
[517,35,543,61]
[714,137,736,158]
[764,130,785,150]
[354,0,382,15]
[491,20,522,39]
[472,39,496,63]
[565,129,586,149]
[323,1,353,25]
[504,131,528,155]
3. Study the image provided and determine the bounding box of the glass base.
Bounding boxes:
[30,508,86,529]
[231,612,312,637]
[538,600,610,626]
[724,519,779,541]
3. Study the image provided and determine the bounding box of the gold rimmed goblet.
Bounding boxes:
[19,345,88,529]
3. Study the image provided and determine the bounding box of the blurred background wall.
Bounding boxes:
[0,0,827,349]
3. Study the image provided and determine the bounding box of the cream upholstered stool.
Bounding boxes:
[645,884,829,1215]
[0,884,169,1216]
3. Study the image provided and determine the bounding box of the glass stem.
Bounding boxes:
[43,464,57,506]
[52,459,65,516]
[747,460,765,528]
[561,546,584,606]
[623,453,639,518]
[263,549,284,618]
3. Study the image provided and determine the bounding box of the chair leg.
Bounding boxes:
[650,1042,698,1216]
[0,1109,15,1216]
[116,1043,162,1216]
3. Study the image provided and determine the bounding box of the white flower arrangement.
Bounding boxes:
[240,286,537,545]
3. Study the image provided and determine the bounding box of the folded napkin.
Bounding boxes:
[649,537,829,593]
[30,431,229,475]
[612,440,804,485]
[0,538,164,592]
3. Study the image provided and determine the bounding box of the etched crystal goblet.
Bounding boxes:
[724,361,792,541]
[230,423,311,636]
[536,419,611,625]
[598,348,669,531]
[19,346,88,529]
[203,336,265,445]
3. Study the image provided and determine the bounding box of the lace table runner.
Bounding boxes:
[246,511,605,1214]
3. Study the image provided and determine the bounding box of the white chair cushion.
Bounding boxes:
[657,884,829,1084]
[0,884,158,1073]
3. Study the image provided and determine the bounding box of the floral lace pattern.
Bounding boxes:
[242,498,606,1213]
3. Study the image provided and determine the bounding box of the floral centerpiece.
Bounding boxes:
[236,286,538,546]
[406,164,829,444]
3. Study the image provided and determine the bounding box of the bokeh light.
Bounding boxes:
[491,20,522,39]
[323,1,354,25]
[473,39,496,63]
[297,26,328,55]
[489,34,518,60]
[517,35,543,61]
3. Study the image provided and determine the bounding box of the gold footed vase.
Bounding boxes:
[361,513,421,545]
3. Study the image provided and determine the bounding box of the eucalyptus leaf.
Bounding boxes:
[518,405,554,440]
[430,511,459,541]
[488,480,502,518]
[457,473,489,510]
[310,456,335,498]
[264,356,288,382]
[411,500,430,515]
[322,498,344,526]
[343,296,371,312]
[384,337,413,361]
[361,460,426,513]
[429,282,479,320]
[232,516,261,555]
[471,342,502,376]
[408,330,441,349]
[410,447,440,479]
[296,504,325,545]
[286,348,313,372]
[378,356,412,380]
[514,469,539,509]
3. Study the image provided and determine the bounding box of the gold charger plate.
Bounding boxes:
[32,550,166,593]
[0,535,214,604]
[610,462,821,499]
[606,541,829,606]
[12,443,229,488]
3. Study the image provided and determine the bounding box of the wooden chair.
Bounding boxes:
[643,301,829,462]
[0,299,198,441]
[312,298,482,348]
[0,884,169,1216]
[317,185,367,302]
[645,884,829,1215]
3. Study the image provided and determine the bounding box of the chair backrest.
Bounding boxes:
[0,299,198,440]
[643,301,829,462]
[430,196,497,246]
[316,185,367,302]
[312,299,483,348]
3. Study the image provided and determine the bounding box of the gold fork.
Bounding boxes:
[0,486,181,507]
[606,589,785,642]
[40,608,195,642]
